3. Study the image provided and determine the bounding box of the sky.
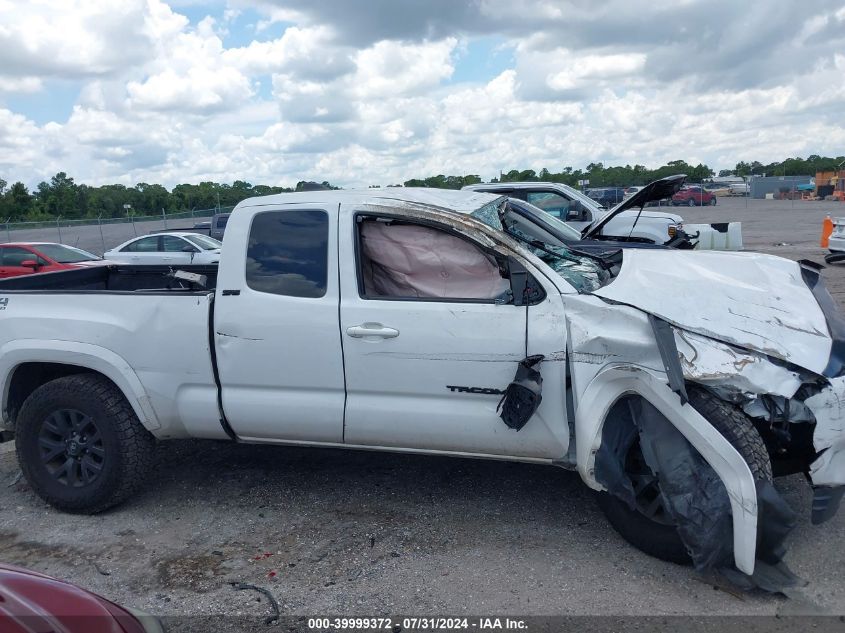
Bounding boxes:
[1,0,844,189]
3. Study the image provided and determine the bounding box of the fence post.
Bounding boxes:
[190,207,194,221]
[162,208,167,230]
[3,218,10,243]
[56,216,63,243]
[97,214,105,255]
[131,214,137,236]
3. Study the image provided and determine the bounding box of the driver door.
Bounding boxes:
[339,206,569,459]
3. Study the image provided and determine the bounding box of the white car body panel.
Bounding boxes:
[0,293,217,438]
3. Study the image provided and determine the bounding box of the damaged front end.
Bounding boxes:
[569,254,845,590]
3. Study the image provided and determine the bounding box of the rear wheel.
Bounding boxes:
[596,387,772,564]
[687,198,696,207]
[710,197,717,206]
[15,374,156,513]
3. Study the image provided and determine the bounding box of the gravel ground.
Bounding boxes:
[1,196,845,628]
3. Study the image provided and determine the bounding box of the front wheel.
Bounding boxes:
[687,198,696,207]
[15,374,156,513]
[710,197,717,206]
[596,387,772,565]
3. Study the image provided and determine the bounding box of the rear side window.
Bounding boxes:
[246,209,328,298]
[162,236,189,252]
[122,236,160,252]
[1,246,35,266]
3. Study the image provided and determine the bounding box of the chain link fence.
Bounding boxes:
[0,207,234,256]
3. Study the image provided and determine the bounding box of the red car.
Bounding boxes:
[0,563,162,633]
[0,242,109,278]
[671,186,717,206]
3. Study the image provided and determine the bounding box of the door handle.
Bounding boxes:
[346,322,399,340]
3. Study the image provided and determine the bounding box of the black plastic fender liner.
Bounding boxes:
[595,397,802,591]
[719,480,803,593]
[635,398,734,570]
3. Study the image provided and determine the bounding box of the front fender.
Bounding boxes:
[575,365,758,575]
[0,339,160,431]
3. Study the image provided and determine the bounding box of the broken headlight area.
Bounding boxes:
[674,329,843,497]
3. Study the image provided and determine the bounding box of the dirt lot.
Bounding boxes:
[1,197,845,627]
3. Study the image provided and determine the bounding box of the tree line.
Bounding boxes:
[2,155,842,222]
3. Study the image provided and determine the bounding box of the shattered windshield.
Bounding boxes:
[507,222,610,292]
[471,198,610,293]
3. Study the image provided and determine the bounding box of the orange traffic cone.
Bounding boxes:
[822,215,834,248]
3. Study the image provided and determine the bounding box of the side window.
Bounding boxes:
[246,209,328,298]
[122,236,160,252]
[216,215,229,229]
[525,192,572,220]
[163,236,189,252]
[1,247,35,266]
[357,217,510,302]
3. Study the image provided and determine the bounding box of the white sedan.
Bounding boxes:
[104,232,222,265]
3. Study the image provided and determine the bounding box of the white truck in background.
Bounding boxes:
[0,181,840,586]
[464,181,743,250]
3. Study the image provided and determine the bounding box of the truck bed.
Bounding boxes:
[0,265,218,293]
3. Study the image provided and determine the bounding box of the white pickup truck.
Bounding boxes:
[464,181,742,250]
[0,185,842,585]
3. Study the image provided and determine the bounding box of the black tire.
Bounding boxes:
[15,374,156,513]
[596,386,772,565]
[687,198,696,207]
[710,197,717,206]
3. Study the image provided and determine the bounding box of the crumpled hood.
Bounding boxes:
[592,249,833,375]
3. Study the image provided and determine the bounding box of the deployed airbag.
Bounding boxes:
[360,220,510,299]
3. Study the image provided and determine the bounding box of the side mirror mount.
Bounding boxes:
[565,202,588,222]
[182,245,200,253]
[508,257,529,306]
[21,259,39,270]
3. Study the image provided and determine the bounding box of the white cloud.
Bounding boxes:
[0,77,43,94]
[0,0,185,79]
[1,0,845,190]
[352,38,457,98]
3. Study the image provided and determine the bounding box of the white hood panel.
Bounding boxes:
[593,250,832,374]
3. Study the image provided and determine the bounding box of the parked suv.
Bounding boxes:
[209,212,231,241]
[586,187,626,207]
[672,186,717,206]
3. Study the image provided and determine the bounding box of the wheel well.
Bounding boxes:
[4,363,105,428]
